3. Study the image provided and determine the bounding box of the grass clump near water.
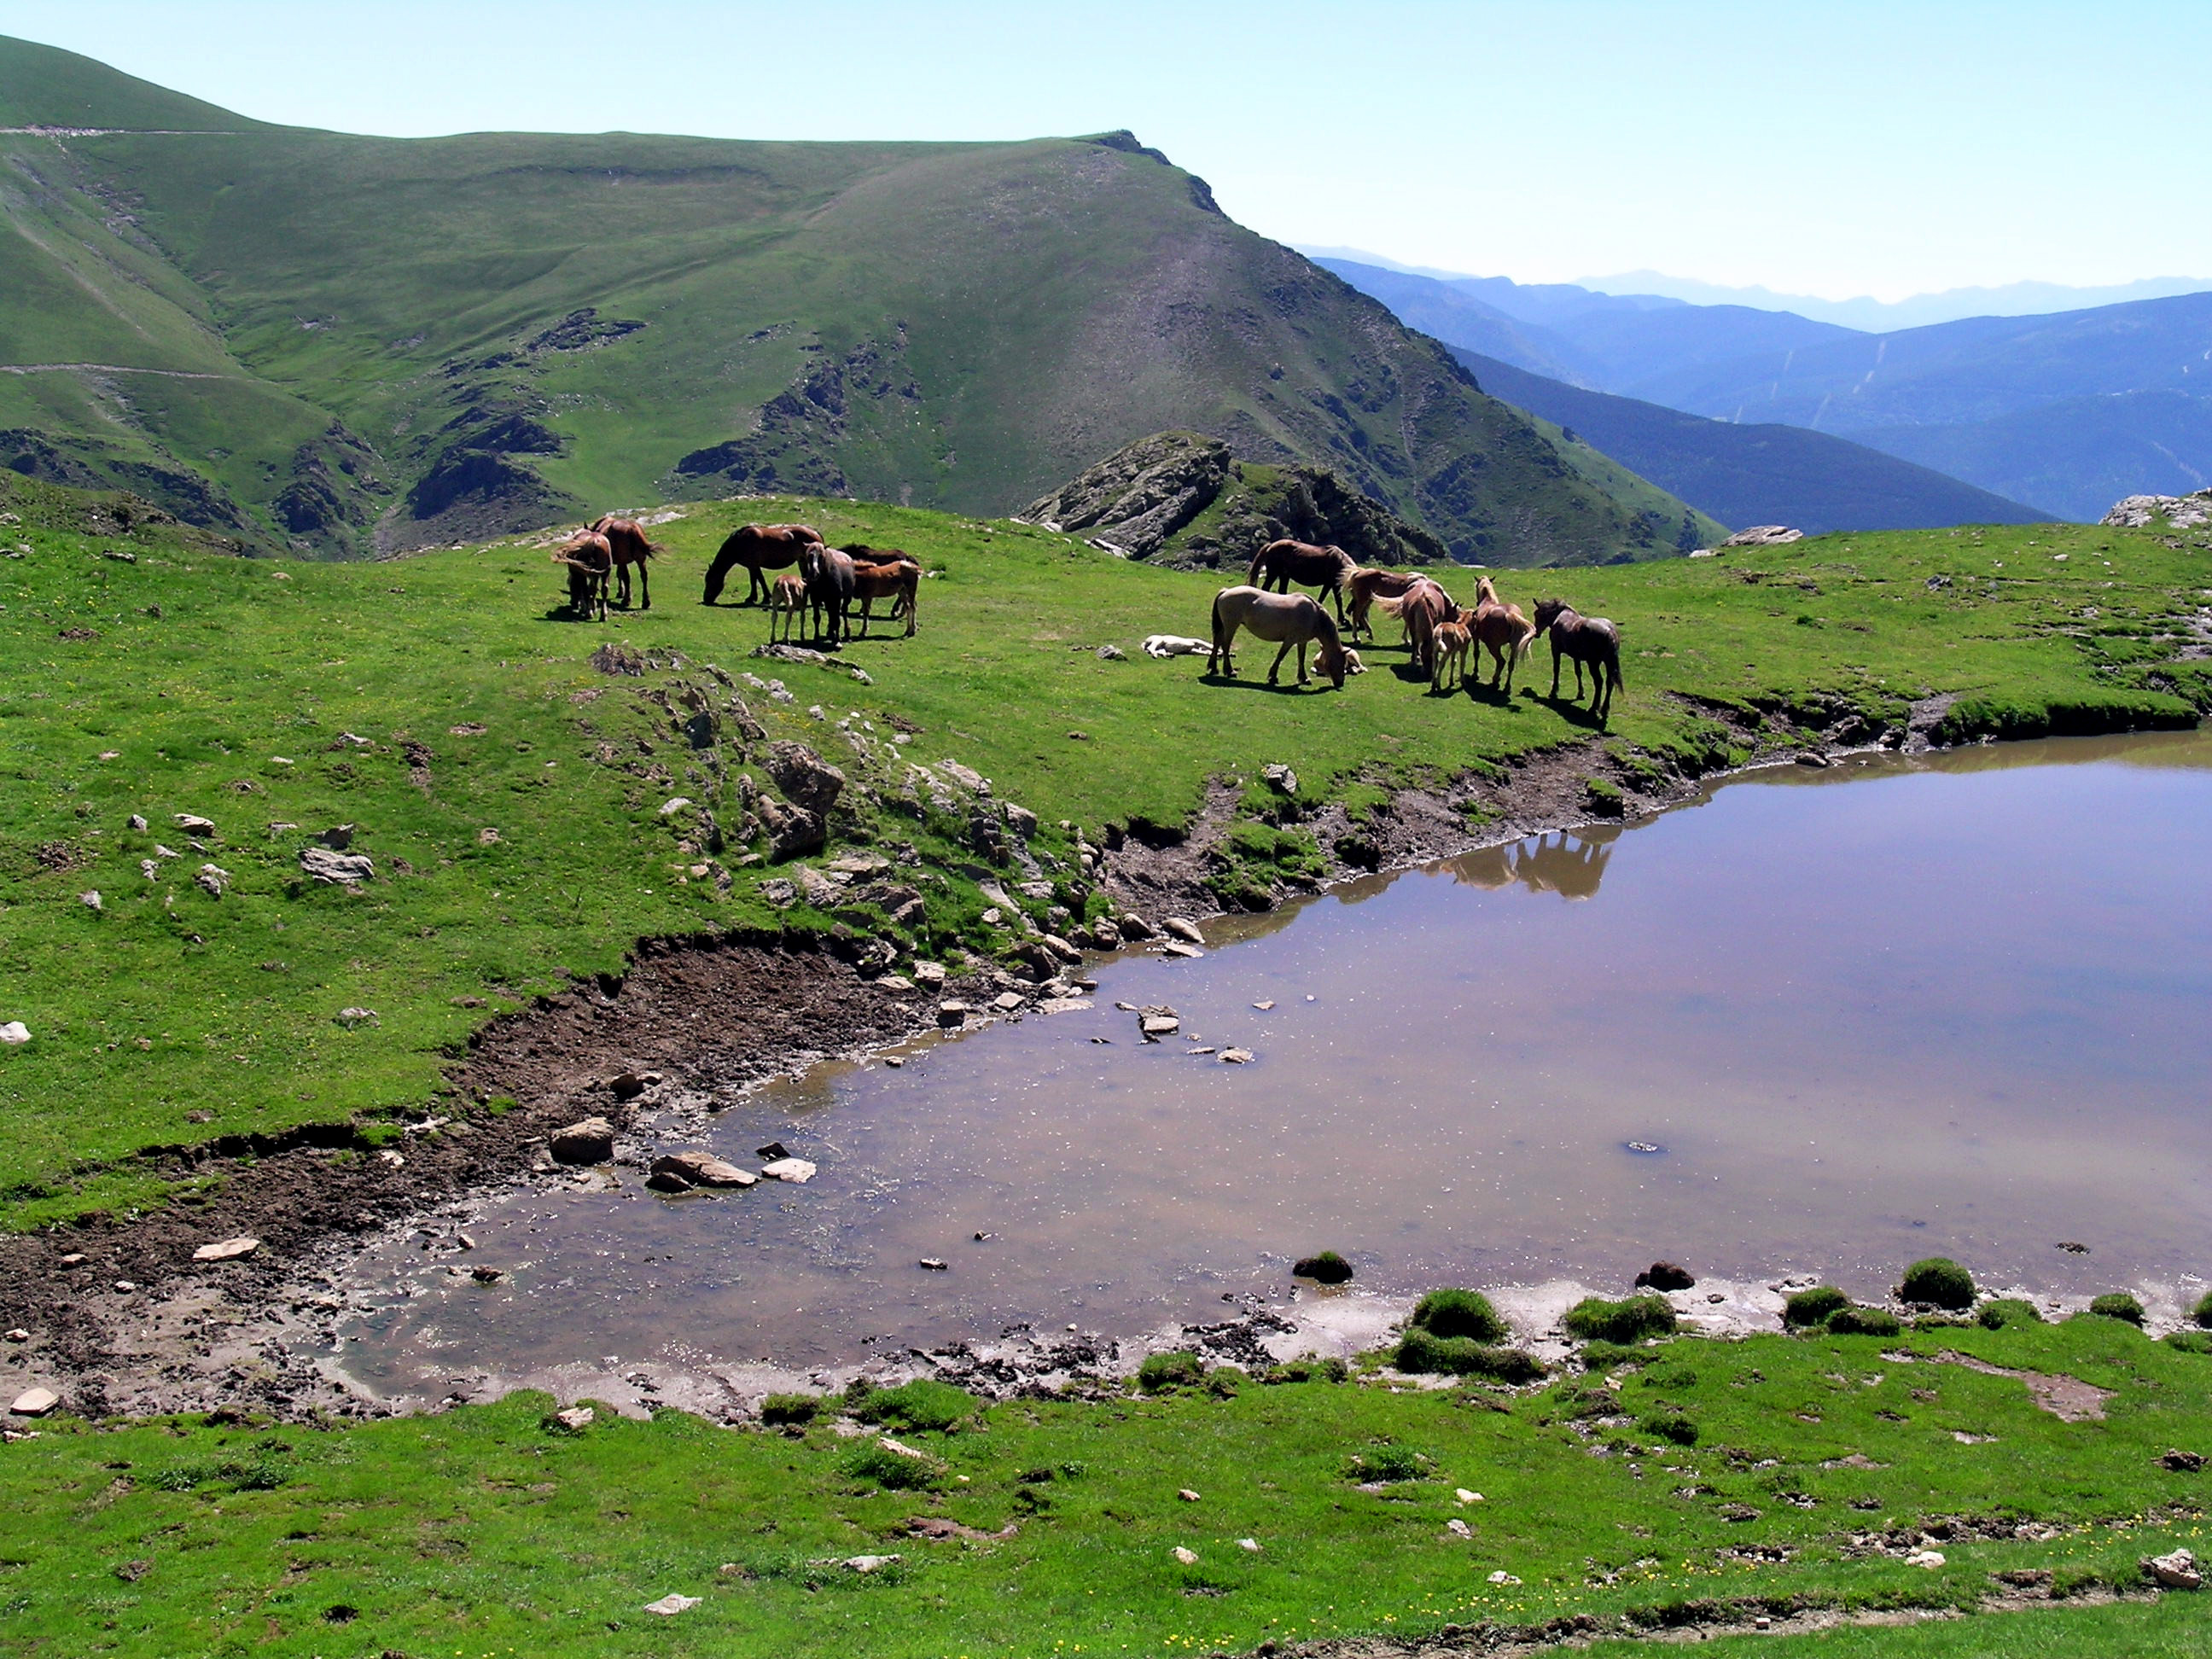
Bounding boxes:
[1137,1351,1207,1393]
[1294,1249,1355,1284]
[1411,1287,1509,1342]
[1394,1327,1547,1383]
[1897,1256,1977,1310]
[2088,1292,2147,1326]
[851,1378,980,1434]
[1825,1305,1903,1337]
[2192,1289,2212,1329]
[1564,1294,1679,1344]
[1978,1298,2045,1330]
[1784,1286,1851,1328]
[759,1393,822,1426]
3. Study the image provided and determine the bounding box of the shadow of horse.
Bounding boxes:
[1198,672,1335,696]
[1534,690,1611,730]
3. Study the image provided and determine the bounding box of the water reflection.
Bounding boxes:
[1450,829,1619,899]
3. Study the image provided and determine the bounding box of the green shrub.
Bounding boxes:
[1783,1286,1850,1329]
[2192,1290,2212,1330]
[1394,1328,1545,1382]
[2089,1293,2145,1326]
[1826,1305,1902,1337]
[1563,1295,1677,1344]
[1344,1444,1422,1483]
[1978,1298,2044,1330]
[851,1378,978,1433]
[1137,1351,1206,1394]
[1641,1411,1699,1446]
[760,1393,820,1426]
[1412,1288,1508,1343]
[1294,1251,1354,1284]
[1897,1258,1976,1311]
[841,1441,940,1490]
[1262,1356,1348,1385]
[2163,1331,2212,1356]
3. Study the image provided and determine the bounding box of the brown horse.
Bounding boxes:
[702,522,824,606]
[587,515,659,610]
[1248,538,1358,622]
[1429,616,1472,693]
[1533,597,1624,721]
[550,532,613,622]
[841,544,921,637]
[800,540,857,644]
[1384,575,1457,675]
[1208,585,1362,689]
[1468,575,1537,692]
[766,572,808,643]
[1345,567,1421,642]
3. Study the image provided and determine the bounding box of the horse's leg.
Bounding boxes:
[1574,654,1588,702]
[638,560,650,611]
[1268,639,1293,685]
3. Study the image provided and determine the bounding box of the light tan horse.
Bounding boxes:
[1429,617,1472,692]
[1208,585,1363,689]
[1382,575,1456,676]
[766,572,808,643]
[1468,574,1537,692]
[1346,567,1421,642]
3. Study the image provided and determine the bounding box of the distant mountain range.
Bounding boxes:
[1318,256,2212,524]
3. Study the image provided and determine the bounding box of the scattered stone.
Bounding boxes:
[658,796,693,818]
[377,1149,405,1167]
[882,1055,906,1068]
[646,1169,695,1194]
[318,824,357,850]
[1096,644,1126,661]
[936,1000,972,1028]
[1447,1518,1473,1538]
[1140,1015,1180,1039]
[1634,1261,1697,1292]
[2145,1548,2202,1590]
[1293,1252,1354,1284]
[550,1116,617,1165]
[1262,763,1299,795]
[195,863,230,898]
[608,1070,661,1101]
[172,813,217,834]
[912,961,947,988]
[2160,1449,2206,1473]
[127,813,148,831]
[1487,1570,1521,1585]
[1457,1489,1483,1505]
[1220,1048,1254,1064]
[79,889,102,911]
[469,1265,504,1283]
[333,731,371,748]
[1722,525,1804,546]
[1161,941,1202,959]
[643,1592,701,1615]
[1172,1546,1199,1565]
[334,1007,379,1027]
[2056,1240,2090,1254]
[1794,751,1831,768]
[10,1388,60,1417]
[1237,1537,1261,1552]
[3,1329,25,1342]
[300,846,375,885]
[191,1236,260,1263]
[552,1406,594,1432]
[919,1258,949,1272]
[1905,1549,1947,1569]
[0,1022,28,1045]
[992,991,1026,1012]
[843,1554,901,1573]
[1178,1488,1201,1502]
[1119,913,1155,940]
[761,1157,817,1184]
[654,1152,755,1189]
[1161,917,1205,946]
[757,1141,790,1161]
[58,1254,84,1266]
[114,1281,134,1293]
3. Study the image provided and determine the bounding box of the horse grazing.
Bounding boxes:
[766,572,808,643]
[1346,567,1421,641]
[1533,597,1624,720]
[587,515,659,609]
[701,522,824,606]
[550,531,613,622]
[1429,617,1472,693]
[1383,575,1457,675]
[1248,539,1359,622]
[800,540,857,645]
[841,544,921,638]
[1208,585,1362,690]
[1468,574,1537,692]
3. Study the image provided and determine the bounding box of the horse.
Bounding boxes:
[1208,585,1363,690]
[800,539,857,645]
[1533,597,1624,721]
[550,531,613,622]
[841,544,921,637]
[1346,567,1421,642]
[1247,538,1359,622]
[587,515,659,609]
[1468,574,1537,692]
[701,522,824,606]
[766,572,808,643]
[1384,575,1457,676]
[1429,616,1472,693]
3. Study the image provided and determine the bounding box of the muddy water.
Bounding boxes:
[339,731,2212,1388]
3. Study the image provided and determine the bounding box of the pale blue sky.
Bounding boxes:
[3,1,2205,300]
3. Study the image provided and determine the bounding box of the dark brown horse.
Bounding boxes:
[1533,597,1623,721]
[551,532,613,622]
[1248,538,1358,622]
[702,522,824,606]
[800,540,857,645]
[1345,567,1420,641]
[588,515,659,610]
[841,545,921,638]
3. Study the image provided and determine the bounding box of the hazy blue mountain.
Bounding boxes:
[1579,270,2212,332]
[1308,260,1592,382]
[1456,351,2045,534]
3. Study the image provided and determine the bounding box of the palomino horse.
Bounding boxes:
[800,540,857,645]
[1247,538,1359,622]
[1382,575,1456,676]
[1208,585,1363,689]
[766,572,808,643]
[701,522,824,606]
[841,544,921,637]
[1429,616,1472,692]
[1533,597,1623,721]
[550,531,613,622]
[1345,567,1421,642]
[587,515,658,609]
[1468,574,1537,692]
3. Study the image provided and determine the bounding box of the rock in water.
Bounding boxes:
[1634,1261,1697,1292]
[1293,1251,1354,1284]
[760,1157,817,1184]
[550,1117,617,1165]
[655,1151,755,1189]
[1161,917,1206,946]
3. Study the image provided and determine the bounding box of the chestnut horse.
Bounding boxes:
[1383,575,1457,676]
[766,572,808,643]
[702,522,824,606]
[1346,567,1421,642]
[1533,597,1623,721]
[550,531,613,622]
[1429,616,1473,692]
[1248,538,1358,622]
[841,544,921,637]
[1468,575,1537,692]
[587,515,659,609]
[1208,585,1362,689]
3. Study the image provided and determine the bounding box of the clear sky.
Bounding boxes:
[2,0,2205,301]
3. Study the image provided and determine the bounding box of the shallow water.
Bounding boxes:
[339,731,2212,1387]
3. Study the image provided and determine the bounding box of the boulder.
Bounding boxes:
[1161,917,1205,946]
[608,1070,662,1101]
[172,813,217,834]
[1172,1545,1199,1565]
[911,961,947,989]
[936,1001,973,1028]
[755,796,824,859]
[191,1236,260,1263]
[1262,763,1299,796]
[760,1157,817,1184]
[655,1151,754,1189]
[1220,1048,1254,1064]
[0,1022,28,1045]
[1140,1015,1180,1039]
[1721,525,1803,546]
[9,1387,59,1417]
[300,845,375,885]
[1634,1261,1697,1292]
[1119,912,1155,940]
[2104,489,2212,530]
[551,1116,617,1165]
[1161,941,1203,959]
[646,1168,696,1194]
[765,740,846,816]
[2145,1548,2202,1590]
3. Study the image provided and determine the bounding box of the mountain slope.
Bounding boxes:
[0,38,1711,567]
[1456,352,2046,534]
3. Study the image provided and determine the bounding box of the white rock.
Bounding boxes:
[1220,1048,1254,1064]
[1905,1549,1946,1569]
[1177,1487,1201,1502]
[0,1022,28,1045]
[334,1007,379,1027]
[642,1593,700,1615]
[172,813,217,833]
[760,1157,816,1184]
[1139,1015,1180,1039]
[658,797,693,817]
[1172,1546,1198,1565]
[2147,1548,2201,1590]
[1161,941,1202,959]
[1487,1569,1521,1585]
[553,1406,595,1431]
[1237,1537,1261,1552]
[79,890,102,911]
[9,1388,59,1417]
[1161,917,1205,945]
[1447,1517,1473,1538]
[911,962,947,988]
[1457,1488,1483,1505]
[843,1554,901,1573]
[191,1236,260,1262]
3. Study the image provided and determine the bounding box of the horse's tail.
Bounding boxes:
[1211,589,1226,652]
[1245,545,1268,586]
[1513,618,1536,664]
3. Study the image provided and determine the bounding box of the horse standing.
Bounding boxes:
[1429,616,1472,693]
[550,531,613,622]
[588,515,659,610]
[1533,597,1623,721]
[1468,575,1537,692]
[701,522,824,606]
[1385,575,1457,676]
[841,544,921,637]
[1345,567,1420,642]
[766,572,808,643]
[1247,539,1359,622]
[800,540,857,645]
[1208,585,1362,689]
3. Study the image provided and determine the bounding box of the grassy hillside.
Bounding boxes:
[0,473,2204,1228]
[1459,351,2045,535]
[0,38,1708,568]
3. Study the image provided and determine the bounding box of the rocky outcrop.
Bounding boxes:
[2104,489,2212,531]
[1722,525,1804,547]
[1022,431,1449,569]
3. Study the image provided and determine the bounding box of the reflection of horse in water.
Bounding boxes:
[1450,830,1616,900]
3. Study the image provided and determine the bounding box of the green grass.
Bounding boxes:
[0,486,2205,1227]
[2,1313,2208,1657]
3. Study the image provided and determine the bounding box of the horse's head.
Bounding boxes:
[1475,575,1500,607]
[1318,637,1359,688]
[1533,597,1566,634]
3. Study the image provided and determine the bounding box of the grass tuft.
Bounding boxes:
[1564,1294,1679,1344]
[2088,1292,2146,1326]
[1896,1256,1976,1310]
[1411,1287,1509,1343]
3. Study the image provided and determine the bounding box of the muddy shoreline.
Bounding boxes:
[0,693,2144,1423]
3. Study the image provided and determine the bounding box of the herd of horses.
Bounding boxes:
[548,520,1621,721]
